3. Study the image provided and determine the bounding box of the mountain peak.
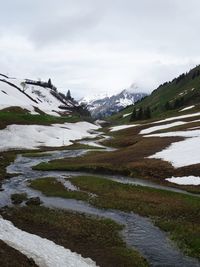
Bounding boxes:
[80,87,147,118]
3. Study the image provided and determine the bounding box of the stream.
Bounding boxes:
[0,149,200,267]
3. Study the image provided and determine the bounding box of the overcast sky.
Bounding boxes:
[1,0,200,98]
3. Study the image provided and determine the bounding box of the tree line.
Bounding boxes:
[130,106,151,121]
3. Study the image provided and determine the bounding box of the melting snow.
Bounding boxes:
[0,122,99,151]
[0,217,97,267]
[151,112,200,124]
[166,176,200,185]
[110,124,137,132]
[123,113,132,118]
[179,105,195,112]
[147,129,200,168]
[140,121,186,135]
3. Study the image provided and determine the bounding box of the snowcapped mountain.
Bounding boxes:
[80,84,147,118]
[0,74,82,117]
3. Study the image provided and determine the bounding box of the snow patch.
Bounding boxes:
[140,121,186,135]
[152,112,200,125]
[0,122,99,151]
[0,217,97,267]
[179,105,195,112]
[110,124,137,132]
[123,113,132,118]
[148,129,200,168]
[166,176,200,185]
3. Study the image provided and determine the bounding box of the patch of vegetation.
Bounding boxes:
[11,193,28,204]
[23,152,53,158]
[0,151,17,189]
[66,142,105,150]
[0,240,37,267]
[0,110,81,130]
[1,206,148,267]
[29,177,89,201]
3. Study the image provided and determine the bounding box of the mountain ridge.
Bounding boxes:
[79,85,147,118]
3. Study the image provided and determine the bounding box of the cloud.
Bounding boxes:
[0,0,200,98]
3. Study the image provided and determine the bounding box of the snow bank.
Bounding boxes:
[0,122,99,151]
[146,129,200,138]
[152,112,200,124]
[179,105,195,112]
[166,176,200,185]
[140,121,186,135]
[110,124,137,132]
[123,113,132,118]
[0,217,97,267]
[148,129,200,168]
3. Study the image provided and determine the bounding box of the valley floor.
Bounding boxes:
[0,110,200,266]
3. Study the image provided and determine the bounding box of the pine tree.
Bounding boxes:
[144,107,151,119]
[66,90,72,100]
[130,108,137,122]
[137,107,143,120]
[48,78,52,88]
[165,101,170,110]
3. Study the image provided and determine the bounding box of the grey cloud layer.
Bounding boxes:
[0,0,200,97]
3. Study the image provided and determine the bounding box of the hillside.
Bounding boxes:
[0,74,89,118]
[110,65,200,123]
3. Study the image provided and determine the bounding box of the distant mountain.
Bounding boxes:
[0,74,89,117]
[79,84,147,118]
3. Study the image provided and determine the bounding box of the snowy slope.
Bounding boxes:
[79,85,147,118]
[0,75,77,116]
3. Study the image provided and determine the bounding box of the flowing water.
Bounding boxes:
[1,149,200,267]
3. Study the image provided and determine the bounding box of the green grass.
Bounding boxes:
[0,110,81,130]
[1,206,148,267]
[11,193,28,204]
[66,142,105,150]
[0,151,17,188]
[29,177,89,201]
[23,152,53,158]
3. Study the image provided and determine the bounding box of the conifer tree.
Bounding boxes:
[66,90,72,100]
[130,108,137,122]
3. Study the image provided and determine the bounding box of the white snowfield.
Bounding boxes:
[0,217,98,267]
[151,112,200,124]
[140,121,186,135]
[110,124,137,132]
[0,122,99,151]
[148,129,200,168]
[0,77,73,116]
[166,176,200,185]
[179,105,195,112]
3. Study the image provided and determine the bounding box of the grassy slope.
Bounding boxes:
[29,175,200,259]
[1,206,148,267]
[0,109,81,130]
